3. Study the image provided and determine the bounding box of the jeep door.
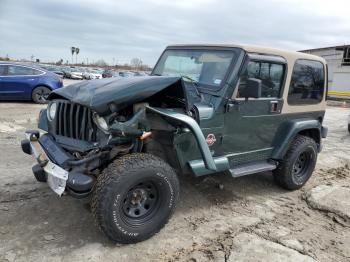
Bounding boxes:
[223,54,287,167]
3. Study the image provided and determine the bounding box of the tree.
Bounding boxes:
[130,58,142,69]
[95,59,108,67]
[56,58,64,65]
[71,47,76,64]
[75,47,80,64]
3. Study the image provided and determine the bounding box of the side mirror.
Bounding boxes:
[242,78,262,99]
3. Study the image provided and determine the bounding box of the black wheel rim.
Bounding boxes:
[35,89,49,102]
[292,151,311,178]
[121,180,160,226]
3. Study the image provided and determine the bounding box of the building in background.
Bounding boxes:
[300,45,350,99]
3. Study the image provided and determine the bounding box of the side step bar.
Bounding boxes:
[229,161,277,178]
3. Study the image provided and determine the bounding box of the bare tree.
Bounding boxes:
[130,58,142,69]
[71,47,76,64]
[95,59,108,67]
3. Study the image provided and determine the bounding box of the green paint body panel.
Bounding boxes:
[271,117,322,159]
[188,156,230,176]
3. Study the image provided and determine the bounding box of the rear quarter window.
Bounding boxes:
[0,65,7,76]
[288,60,325,105]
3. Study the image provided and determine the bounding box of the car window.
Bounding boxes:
[288,60,325,105]
[31,68,43,75]
[0,65,7,76]
[237,60,285,98]
[7,65,42,76]
[153,49,236,89]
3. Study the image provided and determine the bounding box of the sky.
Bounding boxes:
[1,0,350,66]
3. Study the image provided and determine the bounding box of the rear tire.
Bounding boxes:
[32,86,51,104]
[91,153,179,243]
[348,124,350,133]
[273,135,317,190]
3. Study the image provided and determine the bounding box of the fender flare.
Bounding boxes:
[146,106,217,171]
[271,119,322,160]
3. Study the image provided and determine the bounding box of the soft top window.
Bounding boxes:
[288,60,325,105]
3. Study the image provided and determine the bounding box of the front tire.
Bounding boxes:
[32,86,51,104]
[273,135,317,190]
[91,153,179,243]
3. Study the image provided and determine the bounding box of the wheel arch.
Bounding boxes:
[272,119,322,160]
[31,84,52,97]
[32,84,52,92]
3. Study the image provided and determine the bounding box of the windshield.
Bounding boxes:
[152,49,235,88]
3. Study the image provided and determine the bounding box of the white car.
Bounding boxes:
[70,68,84,80]
[83,69,103,80]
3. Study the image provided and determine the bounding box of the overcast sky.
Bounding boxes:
[0,0,349,66]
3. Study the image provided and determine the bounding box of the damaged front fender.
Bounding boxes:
[146,106,217,171]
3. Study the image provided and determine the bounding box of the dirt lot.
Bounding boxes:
[0,100,349,261]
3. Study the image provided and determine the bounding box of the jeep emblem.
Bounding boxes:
[206,134,216,146]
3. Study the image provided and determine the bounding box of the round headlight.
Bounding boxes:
[47,102,57,121]
[93,113,109,132]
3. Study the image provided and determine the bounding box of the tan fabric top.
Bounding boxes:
[168,44,326,64]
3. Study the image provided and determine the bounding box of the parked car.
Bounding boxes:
[21,44,328,243]
[61,67,72,79]
[102,69,114,78]
[133,71,148,76]
[83,69,103,80]
[119,71,134,77]
[0,62,63,103]
[69,67,84,80]
[40,65,65,78]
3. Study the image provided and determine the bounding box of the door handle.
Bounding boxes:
[270,100,279,113]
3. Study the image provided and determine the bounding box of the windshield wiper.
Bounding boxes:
[181,75,202,98]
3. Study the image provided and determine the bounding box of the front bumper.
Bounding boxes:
[22,131,68,195]
[21,130,95,197]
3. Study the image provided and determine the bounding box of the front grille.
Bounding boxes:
[55,100,98,142]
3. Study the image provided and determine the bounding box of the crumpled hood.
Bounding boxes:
[50,76,182,114]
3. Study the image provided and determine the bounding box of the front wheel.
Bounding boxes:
[91,153,179,243]
[273,135,317,190]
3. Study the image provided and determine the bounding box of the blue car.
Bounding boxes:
[0,62,63,103]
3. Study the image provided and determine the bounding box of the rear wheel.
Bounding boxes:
[273,135,317,190]
[91,153,179,243]
[32,86,51,104]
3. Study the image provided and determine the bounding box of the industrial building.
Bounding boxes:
[300,45,350,99]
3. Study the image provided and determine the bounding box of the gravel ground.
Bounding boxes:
[0,99,349,261]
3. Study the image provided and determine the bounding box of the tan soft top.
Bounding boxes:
[167,44,326,64]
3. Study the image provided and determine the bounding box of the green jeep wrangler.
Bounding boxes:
[22,44,328,243]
